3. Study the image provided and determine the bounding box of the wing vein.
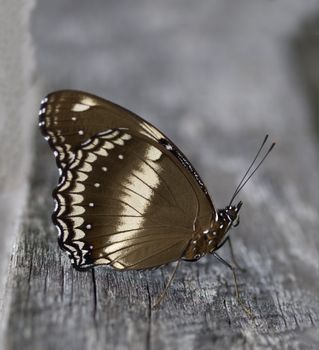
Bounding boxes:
[93,234,185,251]
[104,197,144,216]
[130,149,181,210]
[116,183,153,203]
[130,170,170,206]
[115,241,185,269]
[87,225,191,238]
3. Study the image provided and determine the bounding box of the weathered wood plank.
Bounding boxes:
[3,0,319,349]
[0,0,38,346]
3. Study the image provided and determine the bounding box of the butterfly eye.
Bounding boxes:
[233,216,240,227]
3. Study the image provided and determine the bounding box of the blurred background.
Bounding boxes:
[31,0,319,269]
[31,0,319,200]
[1,0,319,349]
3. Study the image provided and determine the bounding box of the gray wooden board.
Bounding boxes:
[5,134,319,350]
[0,0,38,346]
[4,0,319,349]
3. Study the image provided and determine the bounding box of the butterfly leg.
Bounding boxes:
[226,237,246,272]
[215,237,245,272]
[213,252,255,318]
[153,259,181,309]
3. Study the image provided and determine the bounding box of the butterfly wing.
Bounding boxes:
[39,90,165,170]
[54,128,213,270]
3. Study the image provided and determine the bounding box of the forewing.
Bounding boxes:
[54,129,212,270]
[39,90,165,170]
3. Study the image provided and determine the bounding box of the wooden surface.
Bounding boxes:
[3,1,319,349]
[0,0,37,346]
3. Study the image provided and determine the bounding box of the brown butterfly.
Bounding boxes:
[39,90,274,313]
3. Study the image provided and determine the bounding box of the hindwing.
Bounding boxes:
[54,128,213,269]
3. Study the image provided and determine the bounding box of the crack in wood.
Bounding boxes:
[275,290,288,329]
[146,282,152,350]
[223,299,232,326]
[60,266,64,302]
[92,268,98,323]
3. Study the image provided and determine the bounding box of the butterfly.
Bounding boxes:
[39,90,274,312]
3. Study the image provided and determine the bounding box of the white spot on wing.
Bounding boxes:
[86,153,97,163]
[102,141,114,150]
[146,146,162,161]
[81,97,97,106]
[95,258,111,265]
[113,138,125,146]
[55,225,62,238]
[39,108,46,115]
[72,103,90,112]
[73,229,85,240]
[112,262,125,269]
[122,134,132,141]
[95,147,108,157]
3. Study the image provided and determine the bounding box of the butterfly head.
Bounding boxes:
[206,201,243,252]
[223,201,243,228]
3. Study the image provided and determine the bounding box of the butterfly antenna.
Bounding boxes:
[233,142,275,198]
[229,135,269,206]
[229,135,275,205]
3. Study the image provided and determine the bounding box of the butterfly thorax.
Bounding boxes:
[182,203,242,261]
